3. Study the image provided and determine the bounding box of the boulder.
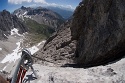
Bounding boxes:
[71,0,125,66]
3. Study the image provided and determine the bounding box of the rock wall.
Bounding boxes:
[71,0,125,66]
[0,10,27,40]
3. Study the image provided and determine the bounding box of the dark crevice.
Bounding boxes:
[56,40,72,50]
[43,33,57,47]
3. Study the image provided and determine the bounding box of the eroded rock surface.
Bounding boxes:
[71,0,125,66]
[35,20,77,65]
[0,10,27,40]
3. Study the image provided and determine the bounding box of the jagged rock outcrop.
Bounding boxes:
[13,6,64,30]
[0,10,27,40]
[35,0,125,67]
[34,20,77,65]
[71,0,125,66]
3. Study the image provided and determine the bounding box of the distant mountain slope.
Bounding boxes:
[0,9,55,42]
[46,6,73,19]
[0,10,27,40]
[24,18,54,43]
[13,6,64,31]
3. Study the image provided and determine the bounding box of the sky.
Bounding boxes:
[0,0,81,12]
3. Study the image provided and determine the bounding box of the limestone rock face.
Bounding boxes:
[71,0,125,66]
[0,10,27,40]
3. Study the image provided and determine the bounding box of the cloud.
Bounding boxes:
[46,3,75,10]
[8,0,32,4]
[8,0,46,4]
[33,0,47,4]
[28,4,37,7]
[8,0,75,10]
[66,5,74,10]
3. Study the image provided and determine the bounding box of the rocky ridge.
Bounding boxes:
[0,10,27,40]
[13,6,64,31]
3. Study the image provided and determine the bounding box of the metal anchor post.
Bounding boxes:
[11,49,37,83]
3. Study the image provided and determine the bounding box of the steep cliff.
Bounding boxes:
[0,10,27,40]
[35,0,125,67]
[71,0,125,66]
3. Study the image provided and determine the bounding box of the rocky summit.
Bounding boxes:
[35,0,125,67]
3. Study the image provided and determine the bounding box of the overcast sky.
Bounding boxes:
[0,0,81,12]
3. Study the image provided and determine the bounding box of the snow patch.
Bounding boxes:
[19,14,22,18]
[19,15,24,20]
[0,40,46,73]
[37,40,46,46]
[4,34,7,37]
[1,41,22,63]
[28,40,46,55]
[2,66,7,71]
[28,46,39,55]
[24,15,32,19]
[0,48,2,51]
[0,40,45,65]
[11,28,22,36]
[23,11,27,15]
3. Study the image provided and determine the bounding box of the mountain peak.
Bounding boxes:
[13,6,64,30]
[36,6,43,9]
[0,10,10,16]
[21,6,27,10]
[2,9,9,13]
